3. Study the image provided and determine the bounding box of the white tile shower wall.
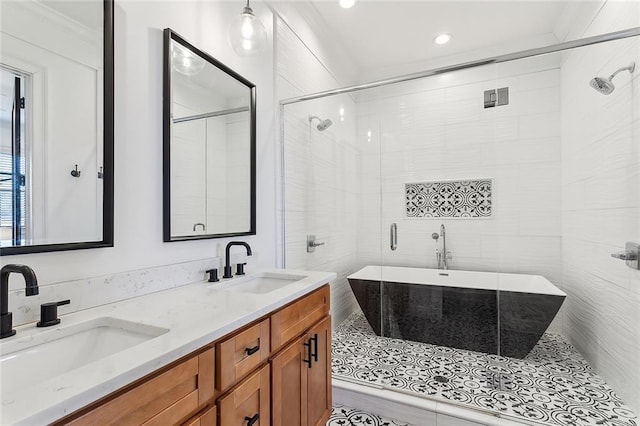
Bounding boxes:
[560,0,640,413]
[355,62,565,332]
[277,18,360,327]
[7,257,236,326]
[223,115,251,231]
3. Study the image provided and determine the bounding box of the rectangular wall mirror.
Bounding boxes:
[163,29,256,242]
[0,0,114,255]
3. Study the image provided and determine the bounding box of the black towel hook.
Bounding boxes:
[70,165,81,178]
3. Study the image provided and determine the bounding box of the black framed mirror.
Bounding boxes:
[163,29,256,242]
[0,0,114,255]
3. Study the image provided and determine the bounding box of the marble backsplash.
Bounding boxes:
[7,254,256,327]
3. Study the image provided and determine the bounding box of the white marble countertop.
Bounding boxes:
[0,269,336,425]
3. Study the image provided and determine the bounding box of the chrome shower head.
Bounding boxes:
[590,62,635,95]
[589,77,615,95]
[309,115,333,131]
[317,119,333,131]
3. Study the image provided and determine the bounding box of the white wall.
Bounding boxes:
[3,1,276,302]
[559,0,640,413]
[277,16,360,327]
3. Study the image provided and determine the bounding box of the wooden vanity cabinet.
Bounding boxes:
[55,285,331,426]
[271,316,331,426]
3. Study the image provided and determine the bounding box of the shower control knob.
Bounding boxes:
[611,251,637,261]
[307,235,325,253]
[611,242,640,270]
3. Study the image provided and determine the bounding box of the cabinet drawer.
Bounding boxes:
[216,318,270,393]
[65,348,214,426]
[271,285,329,352]
[219,364,270,426]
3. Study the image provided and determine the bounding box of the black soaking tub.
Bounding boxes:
[347,265,566,358]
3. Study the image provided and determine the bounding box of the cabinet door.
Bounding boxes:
[219,364,270,426]
[271,337,307,426]
[306,316,331,426]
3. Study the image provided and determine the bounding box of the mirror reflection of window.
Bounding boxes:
[0,67,28,245]
[0,0,104,248]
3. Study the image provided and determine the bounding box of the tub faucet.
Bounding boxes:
[1,264,39,339]
[433,224,452,270]
[223,241,252,279]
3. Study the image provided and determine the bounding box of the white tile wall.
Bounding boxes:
[355,64,564,308]
[560,0,640,413]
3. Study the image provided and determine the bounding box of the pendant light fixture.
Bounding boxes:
[228,0,267,57]
[171,42,205,76]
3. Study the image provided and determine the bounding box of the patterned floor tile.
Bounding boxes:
[332,311,638,426]
[327,405,413,426]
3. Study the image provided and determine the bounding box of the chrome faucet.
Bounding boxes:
[223,241,253,279]
[432,224,452,270]
[1,264,39,339]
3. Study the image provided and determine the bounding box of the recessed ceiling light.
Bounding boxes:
[340,0,356,9]
[433,33,453,45]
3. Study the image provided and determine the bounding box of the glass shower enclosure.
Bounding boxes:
[280,26,640,426]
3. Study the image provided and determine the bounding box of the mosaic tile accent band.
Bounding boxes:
[405,179,492,218]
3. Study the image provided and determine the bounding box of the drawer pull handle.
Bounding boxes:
[303,339,312,368]
[310,334,318,362]
[245,345,260,356]
[245,414,259,426]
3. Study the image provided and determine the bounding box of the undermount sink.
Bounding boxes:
[0,317,168,394]
[215,271,307,294]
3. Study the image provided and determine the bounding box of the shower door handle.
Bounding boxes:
[390,223,398,251]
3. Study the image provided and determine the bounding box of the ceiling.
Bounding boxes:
[283,0,576,77]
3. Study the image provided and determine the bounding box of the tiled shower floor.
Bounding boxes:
[332,311,638,426]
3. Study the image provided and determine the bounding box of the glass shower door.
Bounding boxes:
[374,63,506,403]
[492,35,640,424]
[281,92,385,386]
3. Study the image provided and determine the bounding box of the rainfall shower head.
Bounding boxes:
[589,62,635,95]
[309,115,333,131]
